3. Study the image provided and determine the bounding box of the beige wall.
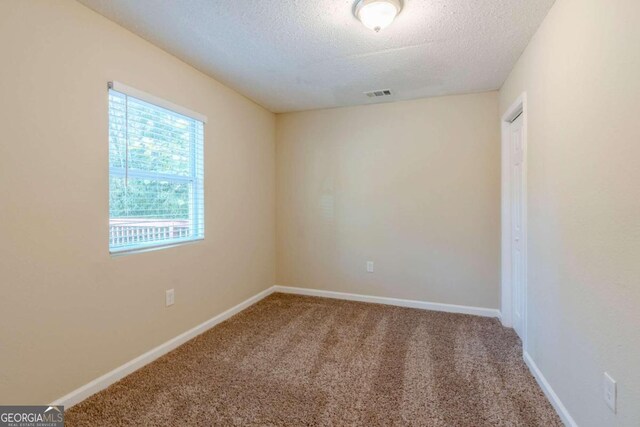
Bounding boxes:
[277,92,501,308]
[500,0,640,425]
[0,1,275,404]
[5,1,638,422]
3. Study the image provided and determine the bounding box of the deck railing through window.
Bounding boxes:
[109,219,191,247]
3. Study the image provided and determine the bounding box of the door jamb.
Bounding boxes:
[500,93,528,351]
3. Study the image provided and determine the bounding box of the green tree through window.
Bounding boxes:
[108,88,204,252]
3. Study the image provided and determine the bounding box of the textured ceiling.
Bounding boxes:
[77,0,555,113]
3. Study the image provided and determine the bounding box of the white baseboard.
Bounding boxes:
[53,285,501,409]
[52,286,275,409]
[273,285,501,319]
[524,352,577,427]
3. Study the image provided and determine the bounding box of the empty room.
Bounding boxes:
[1,0,638,426]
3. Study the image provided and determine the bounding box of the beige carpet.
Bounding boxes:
[66,293,562,426]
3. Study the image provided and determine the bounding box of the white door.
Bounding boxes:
[510,113,525,341]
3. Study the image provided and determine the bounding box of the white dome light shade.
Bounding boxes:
[355,0,402,32]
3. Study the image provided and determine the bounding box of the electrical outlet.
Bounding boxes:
[166,289,175,307]
[367,261,374,273]
[603,372,616,412]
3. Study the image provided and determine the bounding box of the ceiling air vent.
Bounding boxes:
[365,89,392,98]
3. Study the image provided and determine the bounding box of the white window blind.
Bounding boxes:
[108,84,204,253]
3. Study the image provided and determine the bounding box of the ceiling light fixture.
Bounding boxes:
[355,0,403,32]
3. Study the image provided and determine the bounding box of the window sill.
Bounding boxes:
[110,237,204,257]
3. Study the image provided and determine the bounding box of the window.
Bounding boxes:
[108,82,205,253]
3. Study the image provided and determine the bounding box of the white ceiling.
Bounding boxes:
[77,0,555,113]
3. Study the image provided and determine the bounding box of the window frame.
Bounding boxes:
[108,82,206,255]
